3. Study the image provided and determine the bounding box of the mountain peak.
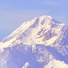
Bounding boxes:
[34,15,52,23]
[39,15,52,19]
[35,15,52,19]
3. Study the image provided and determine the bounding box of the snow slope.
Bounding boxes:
[0,15,68,68]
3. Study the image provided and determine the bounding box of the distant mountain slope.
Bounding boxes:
[0,15,68,68]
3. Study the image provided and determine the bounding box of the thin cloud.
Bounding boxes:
[0,4,9,10]
[44,1,59,6]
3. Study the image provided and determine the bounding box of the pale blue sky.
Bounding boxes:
[0,0,68,41]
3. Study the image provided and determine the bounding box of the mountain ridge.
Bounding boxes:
[0,16,67,48]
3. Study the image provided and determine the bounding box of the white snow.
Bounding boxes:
[46,36,58,46]
[44,59,68,68]
[22,62,29,68]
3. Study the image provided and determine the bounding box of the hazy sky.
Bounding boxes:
[0,0,68,41]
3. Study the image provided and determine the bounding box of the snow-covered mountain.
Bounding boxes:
[0,15,68,68]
